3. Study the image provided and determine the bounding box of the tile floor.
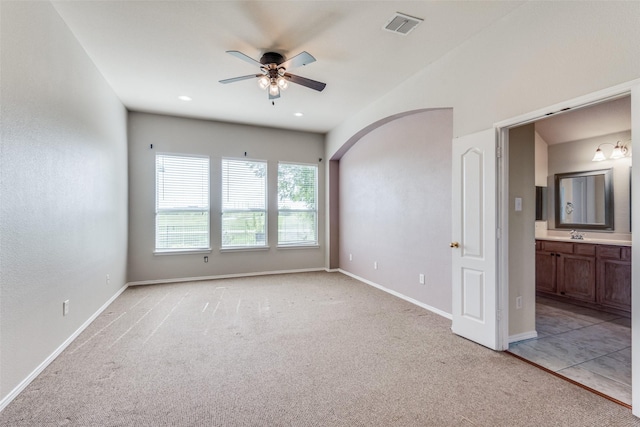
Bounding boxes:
[509,296,631,405]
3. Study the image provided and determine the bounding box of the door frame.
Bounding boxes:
[494,79,639,412]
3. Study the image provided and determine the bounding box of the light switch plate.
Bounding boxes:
[515,197,522,212]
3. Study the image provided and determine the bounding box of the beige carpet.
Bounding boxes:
[1,272,637,426]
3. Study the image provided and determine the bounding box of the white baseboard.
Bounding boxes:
[0,284,129,413]
[127,267,327,287]
[338,269,453,320]
[508,330,538,344]
[324,268,340,273]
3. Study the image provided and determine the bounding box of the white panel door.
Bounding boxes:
[451,128,499,350]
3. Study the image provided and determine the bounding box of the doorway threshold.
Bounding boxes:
[506,350,631,409]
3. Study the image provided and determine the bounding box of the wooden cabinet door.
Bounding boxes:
[598,259,632,312]
[535,250,557,294]
[558,254,596,302]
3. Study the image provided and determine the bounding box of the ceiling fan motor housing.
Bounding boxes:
[260,52,285,66]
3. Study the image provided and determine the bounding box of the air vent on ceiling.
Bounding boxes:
[383,12,423,36]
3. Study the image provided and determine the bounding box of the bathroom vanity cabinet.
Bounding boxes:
[535,239,631,315]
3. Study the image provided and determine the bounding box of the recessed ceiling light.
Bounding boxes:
[294,112,304,117]
[178,95,192,101]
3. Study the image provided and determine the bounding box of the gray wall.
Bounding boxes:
[0,1,128,403]
[547,130,632,234]
[508,125,536,338]
[338,110,453,315]
[127,112,325,283]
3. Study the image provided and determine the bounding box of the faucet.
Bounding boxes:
[570,230,585,240]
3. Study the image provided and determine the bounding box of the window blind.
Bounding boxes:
[277,163,318,245]
[221,159,267,247]
[155,154,209,250]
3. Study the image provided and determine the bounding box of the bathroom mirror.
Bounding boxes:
[554,168,613,230]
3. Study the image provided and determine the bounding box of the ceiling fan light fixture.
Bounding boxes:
[220,50,326,102]
[258,76,270,90]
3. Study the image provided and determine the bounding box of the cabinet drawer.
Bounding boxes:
[574,243,596,256]
[597,245,622,260]
[541,241,574,254]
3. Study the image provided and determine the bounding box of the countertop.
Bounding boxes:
[535,231,631,247]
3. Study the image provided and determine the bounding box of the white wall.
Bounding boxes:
[338,110,453,315]
[127,112,325,283]
[0,1,128,404]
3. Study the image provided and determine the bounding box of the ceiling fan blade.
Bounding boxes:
[284,73,326,92]
[280,51,316,70]
[219,74,261,84]
[226,50,261,67]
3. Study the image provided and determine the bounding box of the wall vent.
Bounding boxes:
[383,12,423,36]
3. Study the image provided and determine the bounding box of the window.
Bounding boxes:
[155,154,210,251]
[221,158,267,248]
[278,163,318,246]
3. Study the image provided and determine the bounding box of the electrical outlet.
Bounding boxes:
[63,300,69,316]
[374,261,378,270]
[106,274,110,285]
[349,253,353,261]
[204,256,209,263]
[516,296,523,309]
[419,274,425,285]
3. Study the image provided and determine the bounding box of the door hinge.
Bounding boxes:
[497,146,502,158]
[497,310,502,321]
[497,228,501,239]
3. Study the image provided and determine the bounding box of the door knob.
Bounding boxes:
[450,242,459,248]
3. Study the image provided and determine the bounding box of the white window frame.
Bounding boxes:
[155,153,210,253]
[277,162,319,247]
[221,158,268,250]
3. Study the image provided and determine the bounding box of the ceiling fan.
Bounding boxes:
[219,50,326,102]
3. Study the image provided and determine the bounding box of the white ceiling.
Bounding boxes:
[51,1,631,140]
[51,1,525,134]
[535,96,631,145]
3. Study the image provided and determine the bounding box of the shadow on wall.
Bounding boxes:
[333,108,454,316]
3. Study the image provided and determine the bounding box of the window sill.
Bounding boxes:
[277,244,320,250]
[154,248,212,256]
[220,246,270,253]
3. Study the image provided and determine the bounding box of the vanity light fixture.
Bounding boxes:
[592,140,629,161]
